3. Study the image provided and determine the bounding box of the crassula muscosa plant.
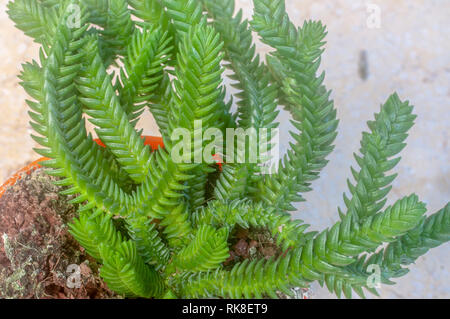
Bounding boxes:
[6,0,449,298]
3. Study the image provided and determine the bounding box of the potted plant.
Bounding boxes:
[1,0,448,299]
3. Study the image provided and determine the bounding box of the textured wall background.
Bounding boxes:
[0,0,448,298]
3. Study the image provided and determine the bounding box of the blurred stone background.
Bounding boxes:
[0,0,448,298]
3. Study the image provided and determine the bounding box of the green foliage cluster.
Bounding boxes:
[8,0,449,298]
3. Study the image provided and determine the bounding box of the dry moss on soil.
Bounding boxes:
[0,168,118,299]
[224,226,309,299]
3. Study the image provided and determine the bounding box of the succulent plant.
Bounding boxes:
[7,0,449,298]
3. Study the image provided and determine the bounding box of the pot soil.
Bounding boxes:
[0,168,117,299]
[225,226,310,299]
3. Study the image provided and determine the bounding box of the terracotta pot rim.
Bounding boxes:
[0,136,164,199]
